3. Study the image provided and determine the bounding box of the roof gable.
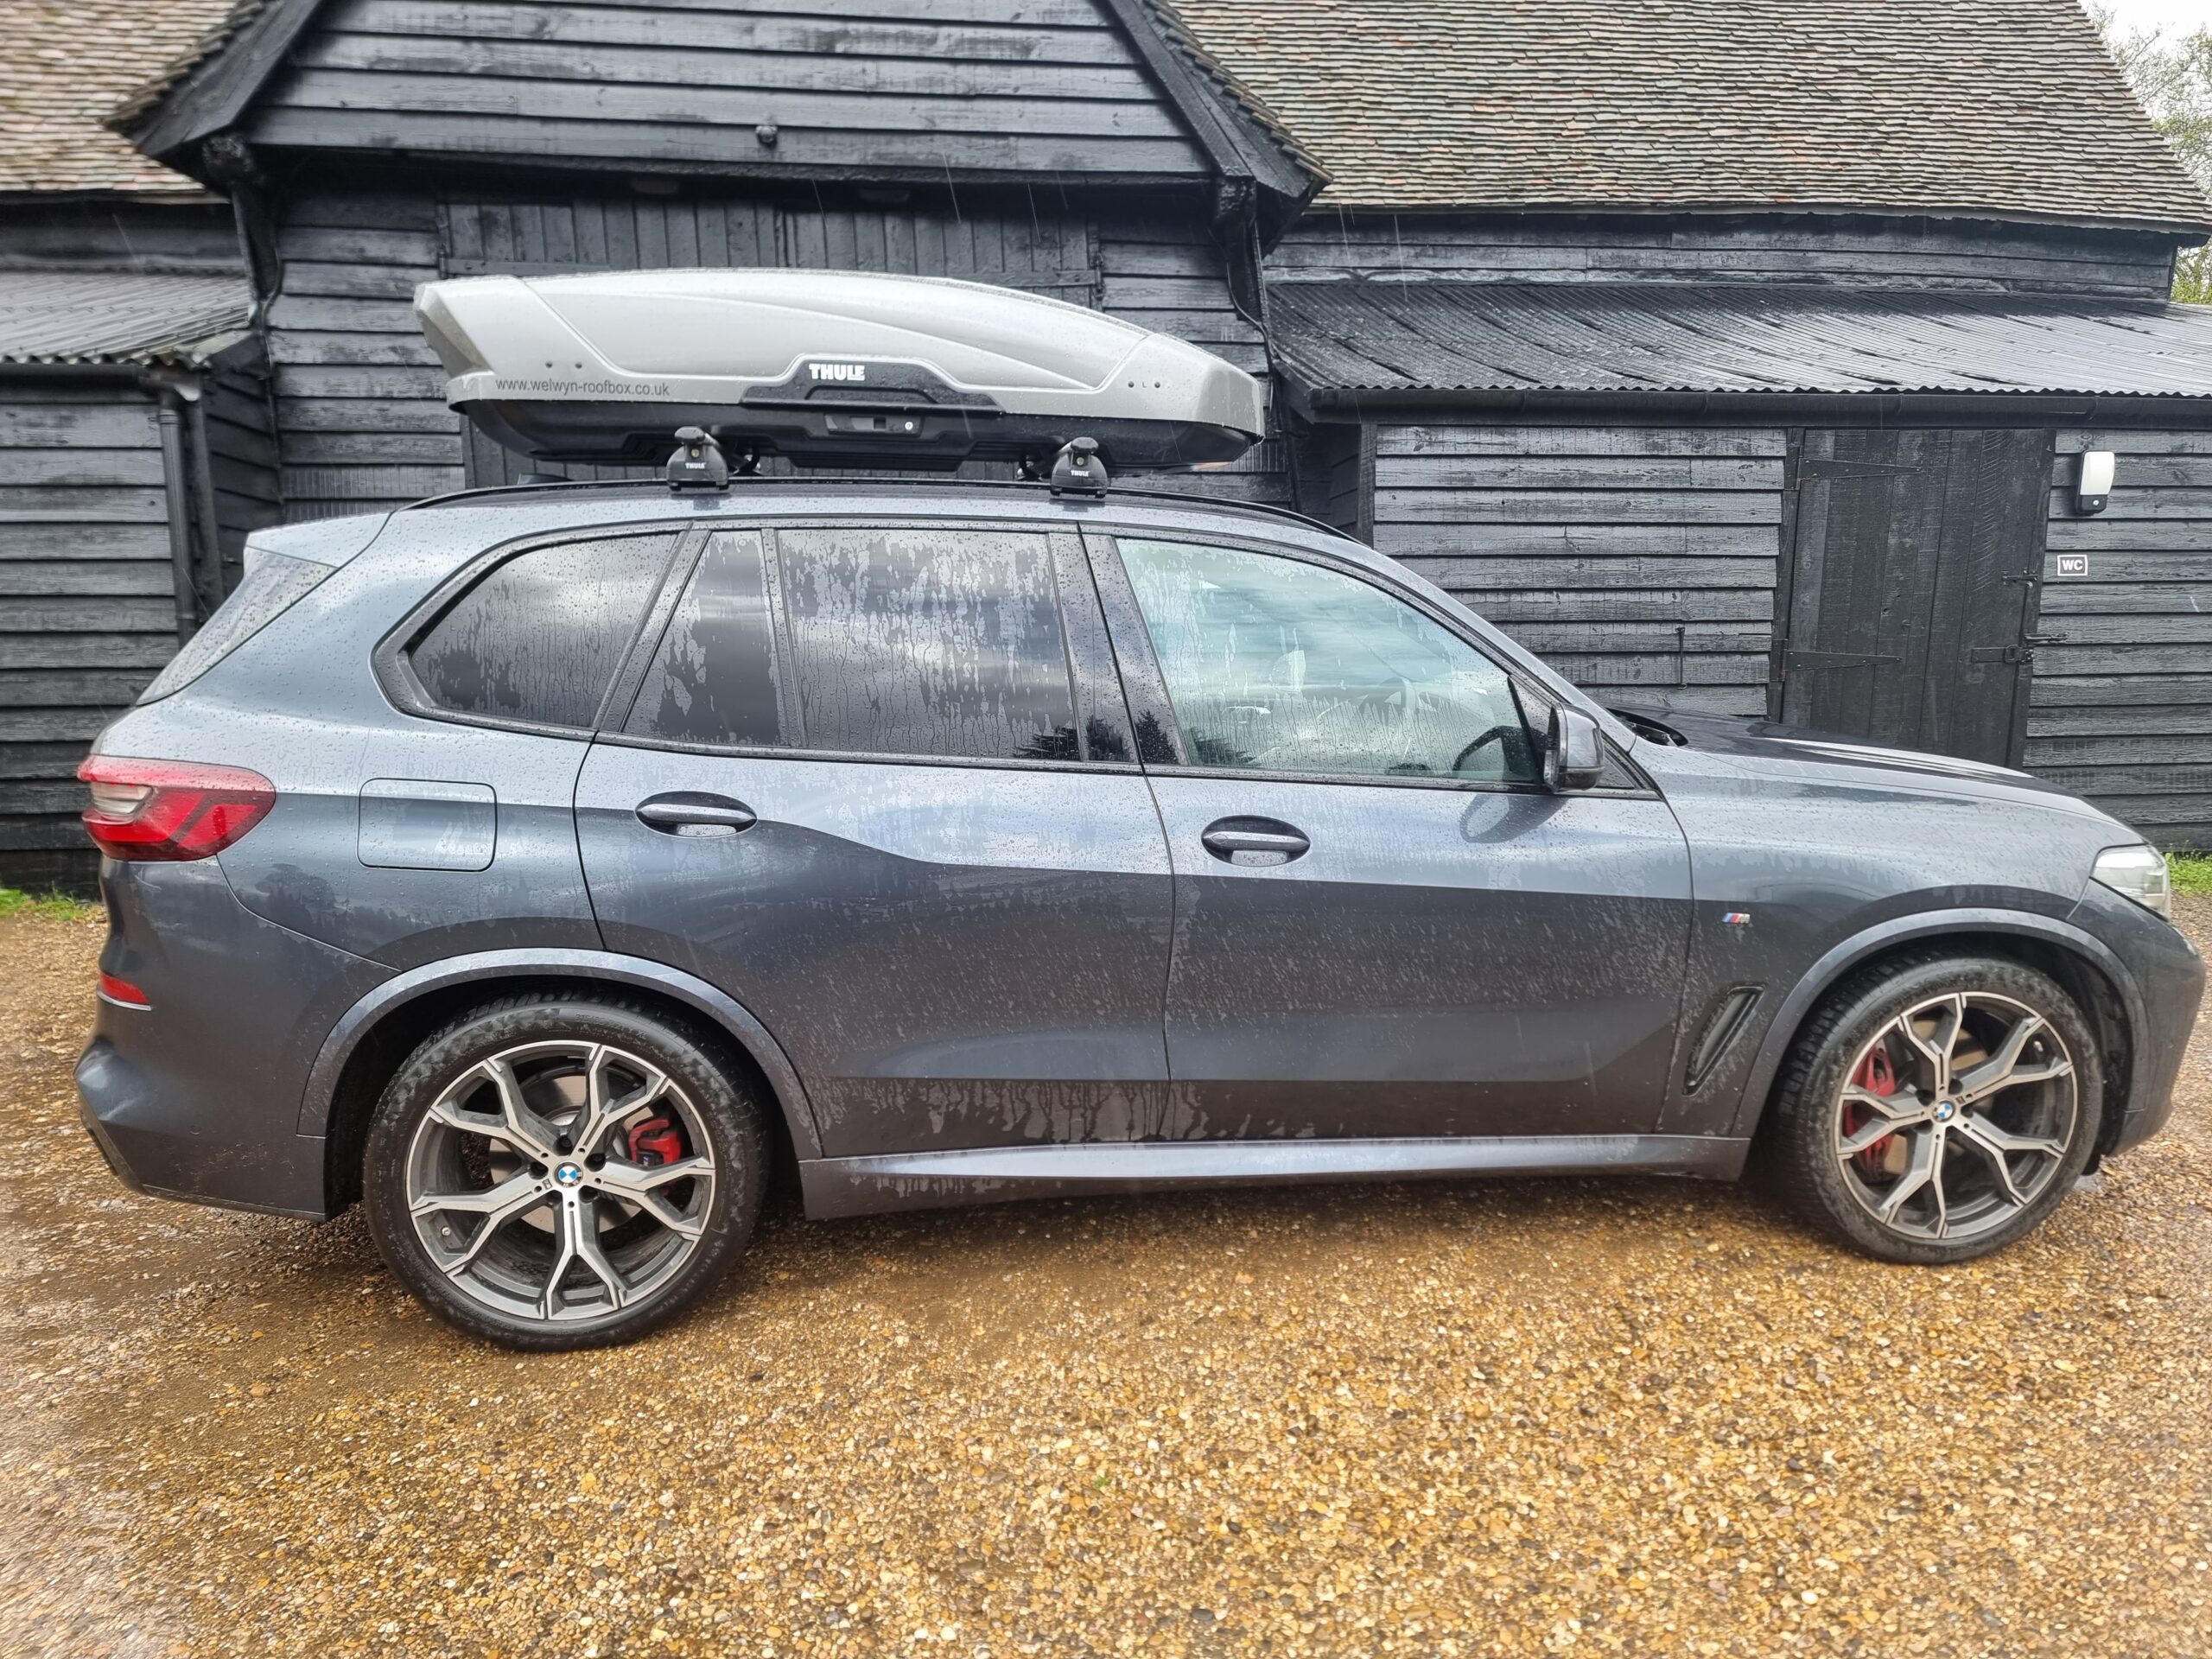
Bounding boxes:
[128,0,1316,207]
[1169,0,2212,233]
[0,0,249,195]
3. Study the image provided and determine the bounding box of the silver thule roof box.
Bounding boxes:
[414,270,1265,473]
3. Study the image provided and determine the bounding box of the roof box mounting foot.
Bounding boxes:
[665,426,729,493]
[1050,436,1109,499]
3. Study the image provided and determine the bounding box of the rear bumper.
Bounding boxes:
[77,1035,327,1219]
[72,859,391,1223]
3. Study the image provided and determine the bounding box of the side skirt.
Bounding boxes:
[798,1134,1751,1220]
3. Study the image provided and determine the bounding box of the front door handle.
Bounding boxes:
[636,792,758,837]
[1200,817,1310,867]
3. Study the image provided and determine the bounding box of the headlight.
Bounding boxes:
[2093,844,2172,919]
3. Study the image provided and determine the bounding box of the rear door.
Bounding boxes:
[575,519,1174,1159]
[1091,532,1694,1141]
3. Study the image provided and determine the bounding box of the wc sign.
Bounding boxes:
[2055,554,2089,577]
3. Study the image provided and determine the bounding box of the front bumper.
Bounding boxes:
[2070,880,2206,1155]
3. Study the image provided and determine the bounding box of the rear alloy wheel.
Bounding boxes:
[1767,957,2101,1263]
[365,998,766,1348]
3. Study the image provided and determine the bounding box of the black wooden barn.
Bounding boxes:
[6,0,2212,888]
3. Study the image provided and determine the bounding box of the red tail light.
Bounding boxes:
[77,755,276,861]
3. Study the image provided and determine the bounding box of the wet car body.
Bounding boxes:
[74,481,2202,1235]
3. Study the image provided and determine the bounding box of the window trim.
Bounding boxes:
[373,520,694,740]
[1088,528,1657,799]
[598,516,1146,775]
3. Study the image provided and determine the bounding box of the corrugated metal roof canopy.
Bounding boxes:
[0,270,252,366]
[1269,283,2212,406]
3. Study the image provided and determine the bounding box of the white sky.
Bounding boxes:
[2092,0,2212,40]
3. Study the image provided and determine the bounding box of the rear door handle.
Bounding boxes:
[636,792,758,837]
[1200,817,1310,867]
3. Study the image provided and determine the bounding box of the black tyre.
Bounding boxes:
[364,995,769,1349]
[1764,955,2101,1264]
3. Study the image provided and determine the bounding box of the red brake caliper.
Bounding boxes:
[1845,1045,1899,1173]
[626,1115,683,1166]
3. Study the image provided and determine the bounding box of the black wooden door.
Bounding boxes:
[1777,429,2050,765]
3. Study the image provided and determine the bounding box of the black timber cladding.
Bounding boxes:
[0,368,279,887]
[1269,214,2185,302]
[0,243,279,887]
[242,0,1215,178]
[1365,426,1785,716]
[265,182,1281,521]
[2035,432,2212,849]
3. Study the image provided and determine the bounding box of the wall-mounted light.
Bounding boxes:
[2076,449,2115,515]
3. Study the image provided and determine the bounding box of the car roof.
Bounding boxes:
[377,474,1388,572]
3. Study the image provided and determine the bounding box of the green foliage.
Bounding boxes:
[0,887,100,922]
[2093,8,2212,302]
[2170,852,2212,896]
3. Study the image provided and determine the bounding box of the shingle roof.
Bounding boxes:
[1166,0,2212,232]
[0,0,251,194]
[0,270,254,363]
[1270,282,2212,401]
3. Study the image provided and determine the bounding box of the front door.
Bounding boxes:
[1096,533,1694,1141]
[576,522,1173,1158]
[1779,429,2050,764]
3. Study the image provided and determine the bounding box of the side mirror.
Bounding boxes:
[1546,705,1605,792]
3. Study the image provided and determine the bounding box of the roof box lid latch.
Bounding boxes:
[1050,437,1109,499]
[665,426,729,493]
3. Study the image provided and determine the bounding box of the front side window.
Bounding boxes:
[777,526,1079,761]
[1117,538,1540,784]
[409,533,673,729]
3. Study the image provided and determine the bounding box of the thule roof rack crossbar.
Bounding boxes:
[415,269,1266,475]
[397,469,1365,550]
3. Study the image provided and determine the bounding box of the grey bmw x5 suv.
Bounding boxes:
[74,479,2202,1348]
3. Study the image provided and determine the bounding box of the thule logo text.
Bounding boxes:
[809,362,868,382]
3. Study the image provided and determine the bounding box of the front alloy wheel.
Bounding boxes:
[1767,957,2102,1263]
[1831,991,2076,1244]
[365,997,766,1348]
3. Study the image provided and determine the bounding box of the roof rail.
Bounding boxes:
[397,469,1363,546]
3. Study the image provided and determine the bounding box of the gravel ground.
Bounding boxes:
[2,902,2208,1659]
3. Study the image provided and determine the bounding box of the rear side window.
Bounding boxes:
[409,534,673,729]
[627,525,1081,762]
[627,531,783,747]
[780,526,1077,760]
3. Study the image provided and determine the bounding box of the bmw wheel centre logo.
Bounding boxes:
[554,1161,584,1187]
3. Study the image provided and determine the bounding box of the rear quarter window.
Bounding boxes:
[407,533,674,729]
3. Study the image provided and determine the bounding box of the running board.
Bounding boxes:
[798,1135,1750,1219]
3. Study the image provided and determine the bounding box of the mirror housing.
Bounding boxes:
[1546,706,1605,792]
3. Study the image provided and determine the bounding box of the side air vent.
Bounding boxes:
[1685,986,1763,1093]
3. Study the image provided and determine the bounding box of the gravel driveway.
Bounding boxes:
[3,900,2208,1659]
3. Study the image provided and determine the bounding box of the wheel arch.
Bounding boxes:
[302,949,823,1216]
[1727,910,2141,1156]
